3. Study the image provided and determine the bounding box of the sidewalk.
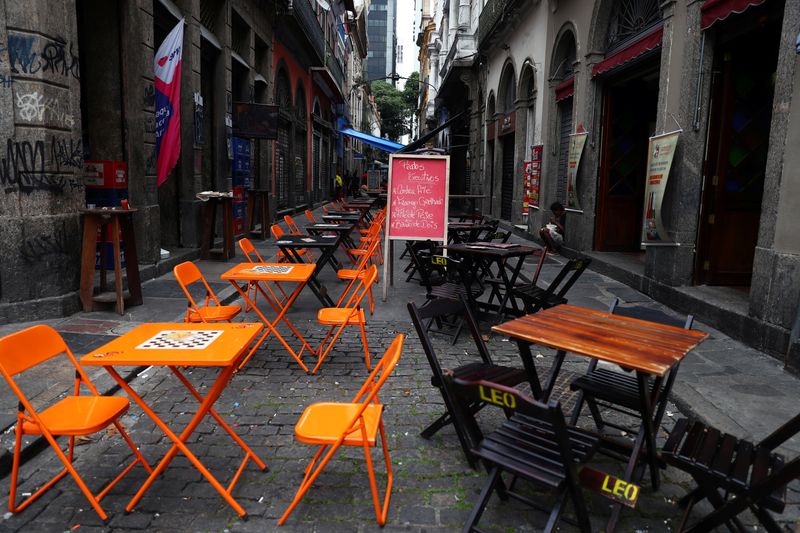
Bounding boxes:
[0,205,798,531]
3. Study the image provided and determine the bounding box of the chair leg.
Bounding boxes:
[463,467,501,533]
[544,491,569,533]
[313,324,348,374]
[362,420,393,526]
[278,442,343,526]
[359,321,372,371]
[586,398,605,430]
[569,391,586,426]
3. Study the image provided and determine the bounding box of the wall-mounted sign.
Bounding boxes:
[566,132,588,210]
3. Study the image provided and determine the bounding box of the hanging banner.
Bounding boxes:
[521,145,543,217]
[566,132,588,210]
[522,161,532,217]
[641,130,680,245]
[154,20,184,187]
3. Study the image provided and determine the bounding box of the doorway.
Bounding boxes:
[596,65,659,251]
[697,8,782,285]
[500,133,515,220]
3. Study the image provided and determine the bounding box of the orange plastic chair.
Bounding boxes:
[313,264,379,374]
[238,238,289,307]
[174,261,241,322]
[304,209,317,224]
[279,334,405,527]
[0,325,152,520]
[284,215,315,260]
[322,205,329,214]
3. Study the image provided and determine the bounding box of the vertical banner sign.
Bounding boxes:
[522,161,533,217]
[641,130,681,245]
[529,145,542,210]
[383,154,450,299]
[566,132,588,210]
[154,20,184,187]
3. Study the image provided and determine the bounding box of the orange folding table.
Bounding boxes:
[81,322,266,518]
[221,262,316,372]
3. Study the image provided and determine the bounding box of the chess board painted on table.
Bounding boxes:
[243,265,294,275]
[136,330,224,350]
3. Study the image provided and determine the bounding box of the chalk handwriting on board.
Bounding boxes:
[387,155,449,241]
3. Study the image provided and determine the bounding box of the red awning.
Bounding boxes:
[701,0,768,29]
[555,77,574,103]
[592,26,663,77]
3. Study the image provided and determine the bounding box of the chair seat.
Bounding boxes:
[474,414,599,489]
[188,305,242,322]
[318,307,366,325]
[662,418,786,513]
[569,368,658,411]
[513,285,567,309]
[295,402,384,446]
[22,396,130,436]
[429,283,483,301]
[337,268,367,280]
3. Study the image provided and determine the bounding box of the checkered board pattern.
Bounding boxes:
[136,330,224,350]
[245,265,294,274]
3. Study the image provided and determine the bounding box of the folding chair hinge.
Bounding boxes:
[17,401,24,413]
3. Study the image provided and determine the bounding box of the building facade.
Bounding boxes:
[365,0,396,82]
[0,0,369,323]
[428,0,800,364]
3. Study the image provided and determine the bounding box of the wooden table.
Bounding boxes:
[81,322,267,518]
[220,263,317,372]
[447,242,541,319]
[200,196,235,260]
[447,222,494,243]
[493,305,708,531]
[79,208,142,315]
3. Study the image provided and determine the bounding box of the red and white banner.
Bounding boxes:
[154,20,184,187]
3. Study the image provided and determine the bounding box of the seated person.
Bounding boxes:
[540,202,566,252]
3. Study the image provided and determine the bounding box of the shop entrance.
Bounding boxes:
[697,7,782,285]
[595,65,659,251]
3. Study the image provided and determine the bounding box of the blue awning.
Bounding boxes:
[338,128,405,153]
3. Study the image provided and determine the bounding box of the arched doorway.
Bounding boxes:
[696,0,784,285]
[551,28,576,206]
[485,92,496,216]
[595,0,663,252]
[274,67,292,209]
[498,64,516,221]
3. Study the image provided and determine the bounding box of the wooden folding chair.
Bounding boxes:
[238,237,290,307]
[446,375,599,532]
[313,264,378,374]
[174,261,241,323]
[408,297,528,467]
[662,414,800,533]
[0,325,152,521]
[279,334,405,527]
[513,256,592,314]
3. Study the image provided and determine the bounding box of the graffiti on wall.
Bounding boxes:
[21,225,68,264]
[7,33,80,79]
[15,91,75,128]
[0,137,82,194]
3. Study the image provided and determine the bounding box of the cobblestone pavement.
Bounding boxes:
[1,210,799,532]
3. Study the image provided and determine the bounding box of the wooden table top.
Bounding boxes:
[492,305,708,376]
[220,262,316,283]
[81,323,263,367]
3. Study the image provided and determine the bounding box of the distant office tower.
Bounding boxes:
[366,0,397,83]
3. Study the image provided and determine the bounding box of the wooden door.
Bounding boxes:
[500,133,515,220]
[596,73,658,251]
[697,24,780,285]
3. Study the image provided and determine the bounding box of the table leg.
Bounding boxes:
[105,366,251,517]
[111,217,124,315]
[228,279,312,372]
[279,246,334,307]
[79,215,100,311]
[495,256,525,319]
[515,341,543,399]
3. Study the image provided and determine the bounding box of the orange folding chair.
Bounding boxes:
[284,215,315,260]
[0,325,152,521]
[279,334,405,527]
[337,235,381,315]
[304,209,317,224]
[238,238,290,307]
[271,224,310,263]
[174,261,241,322]
[349,223,383,266]
[313,264,379,374]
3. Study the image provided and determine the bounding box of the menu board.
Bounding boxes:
[386,154,449,241]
